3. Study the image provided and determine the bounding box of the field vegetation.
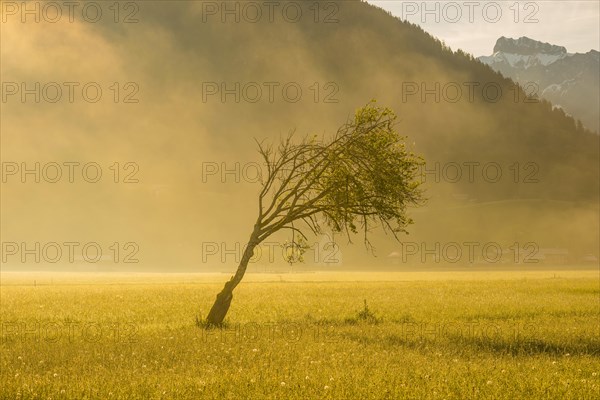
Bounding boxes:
[1,271,598,399]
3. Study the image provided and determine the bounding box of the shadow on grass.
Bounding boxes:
[363,333,600,356]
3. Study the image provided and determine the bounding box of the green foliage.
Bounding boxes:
[280,236,311,265]
[316,102,424,241]
[255,102,425,251]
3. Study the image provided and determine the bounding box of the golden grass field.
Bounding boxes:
[1,270,599,399]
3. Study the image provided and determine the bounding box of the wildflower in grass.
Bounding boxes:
[280,382,286,387]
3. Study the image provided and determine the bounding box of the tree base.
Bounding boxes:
[205,280,234,327]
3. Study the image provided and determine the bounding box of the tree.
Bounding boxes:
[203,102,425,326]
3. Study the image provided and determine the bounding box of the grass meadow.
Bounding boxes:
[1,270,599,399]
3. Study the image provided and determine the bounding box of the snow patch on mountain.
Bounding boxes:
[541,79,577,98]
[479,52,568,69]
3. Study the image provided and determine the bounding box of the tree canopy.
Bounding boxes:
[254,102,425,253]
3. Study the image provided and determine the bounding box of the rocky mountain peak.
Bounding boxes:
[493,36,567,56]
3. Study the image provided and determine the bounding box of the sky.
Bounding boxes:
[366,1,600,56]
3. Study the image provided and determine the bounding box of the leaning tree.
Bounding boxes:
[204,102,425,326]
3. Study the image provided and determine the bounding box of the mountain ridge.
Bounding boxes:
[479,36,599,132]
[493,36,567,56]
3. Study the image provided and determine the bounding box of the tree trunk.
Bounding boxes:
[205,233,258,327]
[204,279,235,327]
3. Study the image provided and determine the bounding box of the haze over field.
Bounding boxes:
[1,0,598,272]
